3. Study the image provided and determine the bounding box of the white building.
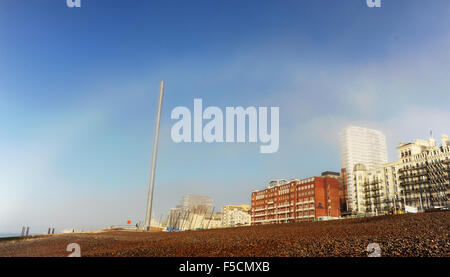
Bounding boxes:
[202,213,223,229]
[351,134,450,214]
[222,205,251,227]
[396,134,450,210]
[352,162,400,215]
[166,194,213,230]
[166,209,222,230]
[340,126,388,211]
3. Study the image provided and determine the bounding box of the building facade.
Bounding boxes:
[397,135,450,210]
[251,172,344,225]
[351,134,450,214]
[166,194,215,230]
[202,213,223,229]
[222,205,251,227]
[166,208,222,230]
[352,162,400,215]
[340,126,388,212]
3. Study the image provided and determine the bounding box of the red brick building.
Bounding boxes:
[251,172,345,225]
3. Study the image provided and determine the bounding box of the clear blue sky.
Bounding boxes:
[1,0,449,234]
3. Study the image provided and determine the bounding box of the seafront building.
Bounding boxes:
[202,213,223,229]
[352,162,399,214]
[166,194,216,230]
[340,126,388,212]
[250,172,345,225]
[222,205,251,227]
[397,135,449,210]
[166,208,222,230]
[351,134,450,214]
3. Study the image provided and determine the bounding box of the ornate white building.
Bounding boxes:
[351,134,450,214]
[397,135,449,210]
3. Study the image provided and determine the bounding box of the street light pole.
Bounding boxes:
[144,81,164,231]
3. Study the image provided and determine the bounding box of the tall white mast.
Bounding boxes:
[144,81,164,231]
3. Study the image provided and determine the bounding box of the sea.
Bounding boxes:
[0,233,21,238]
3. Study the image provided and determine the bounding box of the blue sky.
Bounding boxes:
[1,0,450,234]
